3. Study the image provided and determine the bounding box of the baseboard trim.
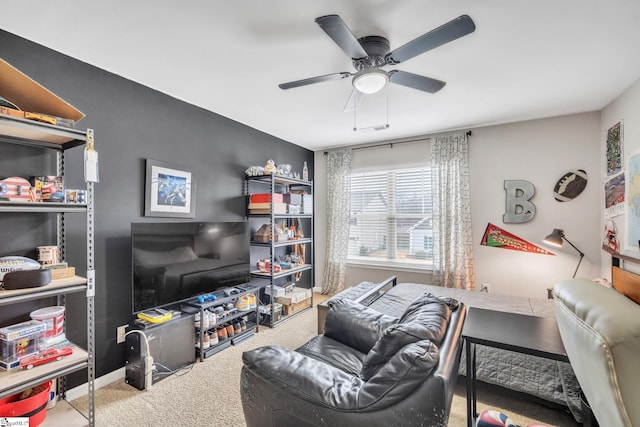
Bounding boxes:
[65,367,126,401]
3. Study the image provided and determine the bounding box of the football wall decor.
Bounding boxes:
[553,169,587,202]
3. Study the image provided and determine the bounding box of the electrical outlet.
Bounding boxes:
[117,324,128,344]
[480,283,491,293]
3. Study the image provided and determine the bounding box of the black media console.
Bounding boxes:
[125,314,195,390]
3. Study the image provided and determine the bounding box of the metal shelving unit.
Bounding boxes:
[245,174,314,328]
[187,285,260,361]
[0,115,96,426]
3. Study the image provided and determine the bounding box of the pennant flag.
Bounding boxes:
[481,223,555,255]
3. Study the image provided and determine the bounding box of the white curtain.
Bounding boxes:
[431,133,476,289]
[322,148,352,295]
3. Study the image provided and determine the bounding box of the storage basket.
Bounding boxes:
[0,381,51,426]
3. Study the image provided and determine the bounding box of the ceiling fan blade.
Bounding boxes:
[343,88,363,112]
[386,15,475,64]
[389,70,446,93]
[315,15,368,59]
[279,72,351,90]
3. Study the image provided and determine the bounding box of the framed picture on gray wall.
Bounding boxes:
[144,159,195,218]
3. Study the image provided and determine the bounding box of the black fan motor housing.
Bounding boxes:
[353,36,390,69]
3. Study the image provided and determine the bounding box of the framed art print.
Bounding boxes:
[606,121,623,176]
[144,159,195,218]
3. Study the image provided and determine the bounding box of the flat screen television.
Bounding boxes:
[132,221,250,314]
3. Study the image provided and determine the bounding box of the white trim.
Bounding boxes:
[65,367,125,401]
[347,259,433,273]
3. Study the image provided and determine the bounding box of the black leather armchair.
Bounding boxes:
[240,294,466,427]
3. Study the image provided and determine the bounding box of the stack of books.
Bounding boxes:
[248,193,287,214]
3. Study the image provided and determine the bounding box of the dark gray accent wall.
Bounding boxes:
[0,30,314,384]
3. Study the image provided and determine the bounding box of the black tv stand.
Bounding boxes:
[125,314,195,390]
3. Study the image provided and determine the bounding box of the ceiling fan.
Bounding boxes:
[279,14,476,108]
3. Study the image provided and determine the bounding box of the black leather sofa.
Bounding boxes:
[240,292,467,427]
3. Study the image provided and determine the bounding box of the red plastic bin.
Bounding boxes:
[0,381,51,426]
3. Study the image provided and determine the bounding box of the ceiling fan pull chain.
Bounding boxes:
[353,101,357,131]
[385,87,390,129]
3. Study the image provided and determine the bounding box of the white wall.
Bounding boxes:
[315,112,602,299]
[470,113,601,298]
[600,78,640,277]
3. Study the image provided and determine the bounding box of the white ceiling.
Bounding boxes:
[2,1,640,151]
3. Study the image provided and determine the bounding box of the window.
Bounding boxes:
[348,166,433,269]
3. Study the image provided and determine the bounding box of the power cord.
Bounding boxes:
[154,361,194,377]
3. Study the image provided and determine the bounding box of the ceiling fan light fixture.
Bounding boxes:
[353,69,389,94]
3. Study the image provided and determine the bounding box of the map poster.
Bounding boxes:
[626,149,640,251]
[606,121,623,176]
[604,172,625,218]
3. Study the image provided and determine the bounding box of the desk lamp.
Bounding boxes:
[544,228,584,278]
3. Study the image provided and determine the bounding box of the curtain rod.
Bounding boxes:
[324,130,472,154]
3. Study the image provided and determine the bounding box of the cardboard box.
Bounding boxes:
[250,193,284,204]
[282,299,312,316]
[275,287,312,305]
[264,285,286,297]
[0,59,85,122]
[287,205,301,214]
[248,202,287,214]
[49,267,76,280]
[254,224,271,243]
[283,193,302,205]
[253,224,288,243]
[259,303,282,324]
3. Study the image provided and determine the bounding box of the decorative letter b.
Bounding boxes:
[503,180,536,223]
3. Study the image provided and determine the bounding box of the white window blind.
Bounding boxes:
[348,166,433,269]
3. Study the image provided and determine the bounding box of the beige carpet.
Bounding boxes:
[71,293,579,426]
